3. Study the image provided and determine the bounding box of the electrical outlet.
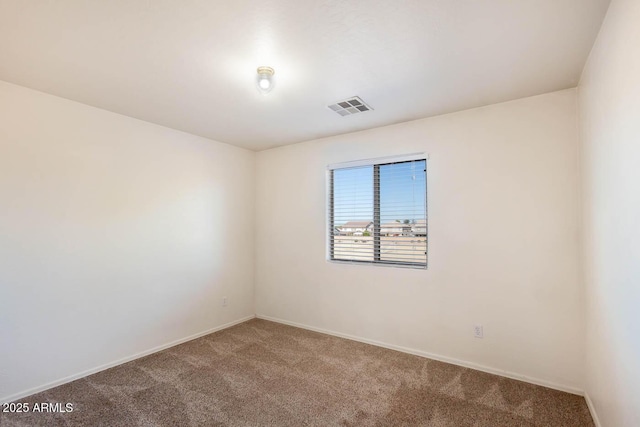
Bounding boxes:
[474,325,483,339]
[222,297,228,307]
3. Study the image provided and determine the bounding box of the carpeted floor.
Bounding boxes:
[1,319,594,427]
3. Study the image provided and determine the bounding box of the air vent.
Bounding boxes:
[328,96,373,116]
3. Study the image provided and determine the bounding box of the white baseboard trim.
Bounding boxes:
[584,392,602,427]
[0,315,255,404]
[256,314,584,396]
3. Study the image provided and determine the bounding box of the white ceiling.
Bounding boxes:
[0,0,610,151]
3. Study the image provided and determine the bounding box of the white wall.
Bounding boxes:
[0,81,255,402]
[255,89,584,392]
[579,0,640,425]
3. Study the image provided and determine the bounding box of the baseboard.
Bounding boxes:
[584,392,602,427]
[0,315,255,404]
[256,314,584,396]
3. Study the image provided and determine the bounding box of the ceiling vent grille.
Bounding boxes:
[328,96,373,116]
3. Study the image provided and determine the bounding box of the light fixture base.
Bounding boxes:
[256,66,274,76]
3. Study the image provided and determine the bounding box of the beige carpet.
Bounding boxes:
[1,319,594,427]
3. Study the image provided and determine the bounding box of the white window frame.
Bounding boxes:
[326,153,429,269]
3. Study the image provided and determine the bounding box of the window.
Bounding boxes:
[328,156,427,268]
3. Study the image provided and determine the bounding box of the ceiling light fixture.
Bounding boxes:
[256,66,275,95]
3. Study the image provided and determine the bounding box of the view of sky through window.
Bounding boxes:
[332,160,426,226]
[332,165,374,225]
[380,160,426,225]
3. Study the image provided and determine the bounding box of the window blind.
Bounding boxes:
[328,158,427,268]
